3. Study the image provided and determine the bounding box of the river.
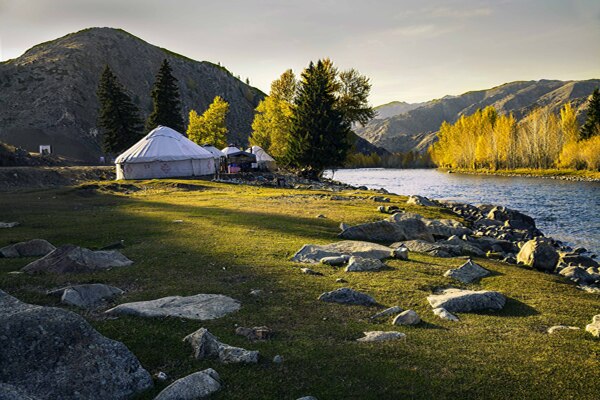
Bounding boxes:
[324,168,600,254]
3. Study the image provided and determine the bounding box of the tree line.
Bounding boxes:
[429,89,600,171]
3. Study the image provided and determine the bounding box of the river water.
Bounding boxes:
[324,168,600,254]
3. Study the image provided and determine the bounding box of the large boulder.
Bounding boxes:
[339,219,433,244]
[49,284,124,309]
[21,245,133,274]
[292,241,392,263]
[105,294,240,321]
[427,289,506,313]
[345,256,386,272]
[517,238,559,271]
[444,259,490,283]
[585,314,600,337]
[0,239,55,258]
[392,240,460,258]
[438,236,486,257]
[154,369,221,400]
[487,206,536,231]
[318,287,377,306]
[183,328,259,364]
[389,212,472,239]
[559,266,595,284]
[0,290,153,400]
[560,254,599,268]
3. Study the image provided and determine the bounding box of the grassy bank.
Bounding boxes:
[1,180,599,399]
[442,167,600,181]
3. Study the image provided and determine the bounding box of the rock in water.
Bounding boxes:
[586,314,600,337]
[154,369,221,400]
[345,256,386,272]
[183,328,259,364]
[105,294,240,320]
[444,259,490,283]
[0,239,55,258]
[0,290,153,400]
[356,331,406,342]
[292,241,392,263]
[427,289,506,313]
[318,287,377,306]
[21,245,133,274]
[392,310,421,325]
[339,219,434,244]
[432,307,459,321]
[50,284,124,309]
[516,238,559,272]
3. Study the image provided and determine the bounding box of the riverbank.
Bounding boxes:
[443,167,600,182]
[1,180,599,399]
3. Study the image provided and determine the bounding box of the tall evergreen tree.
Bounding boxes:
[145,59,184,133]
[285,60,351,178]
[581,88,600,140]
[96,65,143,154]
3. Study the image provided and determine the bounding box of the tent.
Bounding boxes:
[202,145,224,160]
[221,145,256,172]
[247,145,277,171]
[115,126,215,179]
[221,145,241,156]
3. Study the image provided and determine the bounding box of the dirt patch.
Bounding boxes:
[0,166,115,192]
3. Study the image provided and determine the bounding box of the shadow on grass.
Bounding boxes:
[476,297,539,318]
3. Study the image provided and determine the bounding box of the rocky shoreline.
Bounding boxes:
[445,168,600,182]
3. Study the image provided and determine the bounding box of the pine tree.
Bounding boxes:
[285,60,351,178]
[146,59,184,133]
[96,65,143,154]
[581,88,600,140]
[187,96,229,149]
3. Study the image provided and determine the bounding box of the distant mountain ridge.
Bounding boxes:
[358,79,600,153]
[0,27,265,161]
[374,101,423,119]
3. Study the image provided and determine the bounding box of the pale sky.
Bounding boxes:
[1,0,599,105]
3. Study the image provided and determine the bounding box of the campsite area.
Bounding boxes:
[1,179,598,399]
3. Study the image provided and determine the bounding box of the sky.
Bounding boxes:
[1,0,599,105]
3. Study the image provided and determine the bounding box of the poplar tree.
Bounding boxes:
[187,96,229,149]
[146,59,184,133]
[285,60,351,178]
[96,65,143,154]
[581,88,600,140]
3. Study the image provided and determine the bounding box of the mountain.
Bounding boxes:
[0,28,265,161]
[358,79,600,153]
[374,101,423,119]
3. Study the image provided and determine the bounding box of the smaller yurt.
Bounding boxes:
[221,145,241,156]
[202,144,224,160]
[247,145,277,171]
[115,126,215,179]
[221,144,256,173]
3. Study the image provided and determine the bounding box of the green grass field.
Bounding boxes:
[1,180,599,399]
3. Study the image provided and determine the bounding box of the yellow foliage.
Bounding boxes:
[187,96,229,149]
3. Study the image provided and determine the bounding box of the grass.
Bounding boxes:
[444,167,600,181]
[1,180,599,399]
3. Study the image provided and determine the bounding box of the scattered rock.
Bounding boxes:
[292,241,393,263]
[0,290,152,400]
[21,245,133,274]
[516,238,559,272]
[345,256,386,272]
[578,284,600,294]
[585,315,600,337]
[432,307,459,321]
[370,306,403,320]
[371,196,390,203]
[320,255,349,266]
[106,294,240,321]
[156,371,169,381]
[318,287,377,306]
[339,219,434,244]
[487,206,536,231]
[356,331,406,342]
[249,289,263,296]
[235,326,273,341]
[393,240,456,258]
[301,267,323,276]
[0,222,19,228]
[183,328,259,364]
[392,245,409,260]
[406,195,437,207]
[392,310,420,325]
[316,214,326,219]
[273,355,284,364]
[335,278,348,283]
[427,289,506,313]
[0,239,55,258]
[218,344,260,364]
[444,259,490,283]
[560,254,599,268]
[559,266,595,284]
[49,283,124,309]
[154,369,221,400]
[547,325,580,334]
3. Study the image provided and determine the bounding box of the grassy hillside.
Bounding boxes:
[1,181,598,399]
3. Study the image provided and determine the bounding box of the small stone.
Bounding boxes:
[297,397,319,400]
[345,256,386,272]
[392,310,420,326]
[154,369,221,400]
[547,325,580,334]
[249,289,263,296]
[316,214,326,219]
[356,331,406,342]
[301,267,323,276]
[235,326,273,341]
[320,256,348,266]
[335,278,347,283]
[273,355,284,364]
[392,246,409,260]
[432,307,459,321]
[318,287,377,306]
[172,220,184,223]
[156,371,168,381]
[370,306,403,320]
[0,222,19,228]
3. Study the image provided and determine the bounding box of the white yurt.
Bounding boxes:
[115,126,215,180]
[202,144,224,160]
[221,145,241,156]
[247,145,277,171]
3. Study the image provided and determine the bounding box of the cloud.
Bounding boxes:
[429,7,493,18]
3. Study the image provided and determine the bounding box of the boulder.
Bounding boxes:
[320,255,349,266]
[438,237,486,257]
[318,287,377,306]
[444,259,490,284]
[517,238,559,272]
[392,246,409,260]
[392,240,458,258]
[21,245,133,274]
[585,314,600,337]
[183,328,259,364]
[356,331,406,342]
[406,195,437,207]
[427,289,506,313]
[432,307,459,321]
[218,344,260,364]
[235,326,273,341]
[547,325,580,334]
[392,310,420,325]
[424,219,473,239]
[0,239,55,258]
[0,222,19,228]
[50,283,124,309]
[487,206,536,230]
[559,266,595,284]
[345,256,386,272]
[0,290,152,400]
[154,369,221,400]
[560,254,599,268]
[0,383,41,400]
[370,306,403,320]
[292,241,392,263]
[106,294,240,321]
[339,219,433,244]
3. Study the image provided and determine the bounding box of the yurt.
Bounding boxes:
[221,145,241,156]
[115,126,215,179]
[247,145,277,171]
[202,144,224,160]
[221,144,256,173]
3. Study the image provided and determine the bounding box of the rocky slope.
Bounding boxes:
[358,79,600,153]
[0,28,264,161]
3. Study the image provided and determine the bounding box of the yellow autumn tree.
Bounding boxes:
[187,96,229,149]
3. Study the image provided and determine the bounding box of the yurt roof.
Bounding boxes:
[202,145,224,158]
[247,145,276,162]
[115,126,213,164]
[221,145,241,155]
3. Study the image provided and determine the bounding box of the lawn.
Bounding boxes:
[1,180,599,399]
